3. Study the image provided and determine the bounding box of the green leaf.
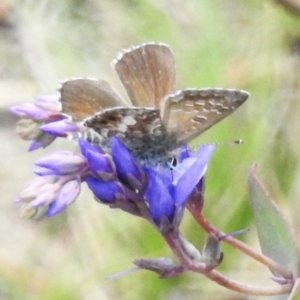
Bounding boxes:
[248,165,299,276]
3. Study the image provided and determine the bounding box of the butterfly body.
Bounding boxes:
[59,43,249,164]
[83,107,178,163]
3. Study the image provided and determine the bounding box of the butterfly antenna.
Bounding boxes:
[189,139,243,151]
[219,227,250,240]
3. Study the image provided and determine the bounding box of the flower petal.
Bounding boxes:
[85,150,115,176]
[78,138,104,157]
[40,120,78,136]
[110,136,144,188]
[172,145,214,205]
[34,166,58,176]
[145,168,174,224]
[28,134,56,151]
[9,103,51,119]
[35,151,87,175]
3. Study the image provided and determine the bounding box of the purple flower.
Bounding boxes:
[78,139,115,180]
[144,168,174,225]
[144,145,215,227]
[15,151,89,219]
[110,136,146,190]
[47,180,81,216]
[78,136,214,227]
[78,137,145,212]
[34,151,88,175]
[85,176,125,204]
[9,94,80,151]
[40,120,79,137]
[172,145,214,205]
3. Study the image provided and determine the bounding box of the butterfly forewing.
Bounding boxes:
[163,88,249,145]
[112,43,176,108]
[60,78,125,121]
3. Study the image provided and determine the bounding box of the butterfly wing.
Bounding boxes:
[60,78,125,121]
[162,88,249,145]
[112,43,176,109]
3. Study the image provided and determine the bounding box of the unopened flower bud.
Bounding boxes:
[15,119,40,140]
[134,257,184,278]
[201,233,223,268]
[85,176,124,203]
[35,152,87,175]
[47,180,81,216]
[40,119,79,136]
[178,234,202,261]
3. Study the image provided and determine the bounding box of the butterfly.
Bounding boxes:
[59,42,249,163]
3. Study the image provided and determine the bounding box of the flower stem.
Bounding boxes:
[162,230,292,296]
[186,201,293,279]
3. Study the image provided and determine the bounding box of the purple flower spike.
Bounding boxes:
[172,145,215,205]
[35,151,87,175]
[110,136,144,189]
[47,180,81,216]
[40,119,79,136]
[85,176,124,203]
[145,168,174,225]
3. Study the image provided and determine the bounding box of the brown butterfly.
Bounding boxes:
[59,43,249,163]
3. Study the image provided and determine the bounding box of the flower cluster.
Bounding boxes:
[9,95,79,151]
[79,136,214,229]
[15,151,88,218]
[12,111,214,229]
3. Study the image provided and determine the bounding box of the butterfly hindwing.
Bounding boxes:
[162,88,249,145]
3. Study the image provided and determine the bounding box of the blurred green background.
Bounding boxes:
[1,0,300,299]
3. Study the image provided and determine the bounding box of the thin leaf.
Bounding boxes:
[287,278,300,300]
[268,295,290,300]
[248,165,299,276]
